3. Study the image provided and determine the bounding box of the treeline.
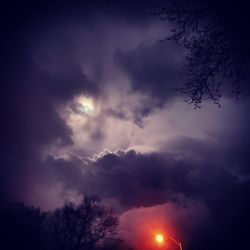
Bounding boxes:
[0,196,129,250]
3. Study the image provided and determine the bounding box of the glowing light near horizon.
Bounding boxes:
[155,234,164,245]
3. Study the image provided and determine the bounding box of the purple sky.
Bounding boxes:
[2,1,250,249]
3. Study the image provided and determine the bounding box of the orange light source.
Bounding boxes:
[155,234,164,245]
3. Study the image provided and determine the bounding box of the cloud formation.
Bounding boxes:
[116,41,185,111]
[31,144,250,249]
[1,1,250,250]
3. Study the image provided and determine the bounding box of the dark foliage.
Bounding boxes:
[47,196,118,250]
[0,203,48,250]
[154,0,250,107]
[0,196,118,250]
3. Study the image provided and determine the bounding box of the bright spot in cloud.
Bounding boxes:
[75,96,98,116]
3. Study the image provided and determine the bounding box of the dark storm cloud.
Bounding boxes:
[1,3,100,202]
[1,56,96,201]
[47,148,239,209]
[167,114,250,176]
[1,0,167,202]
[115,41,185,112]
[45,143,250,249]
[1,1,250,249]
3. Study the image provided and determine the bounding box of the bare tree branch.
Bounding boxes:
[153,0,250,107]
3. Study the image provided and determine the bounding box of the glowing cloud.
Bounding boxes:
[74,96,98,116]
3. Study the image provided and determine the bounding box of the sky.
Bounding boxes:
[2,1,250,250]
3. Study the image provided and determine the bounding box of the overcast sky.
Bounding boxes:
[2,1,250,250]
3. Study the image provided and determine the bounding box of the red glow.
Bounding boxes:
[119,204,185,250]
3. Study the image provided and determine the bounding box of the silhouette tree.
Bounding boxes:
[97,240,134,250]
[0,196,118,250]
[47,195,118,250]
[154,0,250,107]
[0,202,48,250]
